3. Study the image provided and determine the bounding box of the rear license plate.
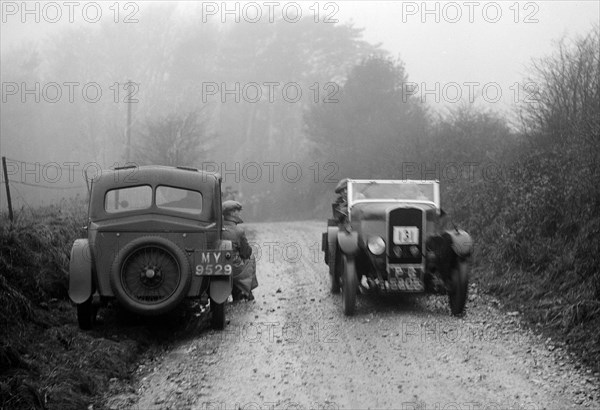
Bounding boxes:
[387,265,424,291]
[195,251,232,276]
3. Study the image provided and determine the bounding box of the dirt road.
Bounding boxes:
[104,221,599,410]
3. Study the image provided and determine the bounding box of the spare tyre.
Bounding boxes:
[110,236,192,315]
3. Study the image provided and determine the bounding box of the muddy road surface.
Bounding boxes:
[104,221,599,410]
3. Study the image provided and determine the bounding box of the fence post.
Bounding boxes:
[2,156,14,222]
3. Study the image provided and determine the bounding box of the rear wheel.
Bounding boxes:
[211,299,225,329]
[448,260,469,316]
[76,297,96,330]
[342,255,357,316]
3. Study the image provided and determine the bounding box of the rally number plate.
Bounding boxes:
[195,251,232,276]
[393,226,419,245]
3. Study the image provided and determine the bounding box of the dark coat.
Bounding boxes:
[222,216,252,260]
[222,215,257,298]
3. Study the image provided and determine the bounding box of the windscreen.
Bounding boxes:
[351,182,435,203]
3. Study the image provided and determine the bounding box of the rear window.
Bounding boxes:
[105,185,152,213]
[156,186,202,215]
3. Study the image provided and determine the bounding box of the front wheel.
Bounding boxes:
[448,260,469,316]
[342,255,357,316]
[211,298,226,330]
[76,297,96,330]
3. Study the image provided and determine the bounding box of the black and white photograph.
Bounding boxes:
[1,1,599,409]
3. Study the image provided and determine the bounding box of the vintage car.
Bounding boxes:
[68,165,233,330]
[322,179,473,316]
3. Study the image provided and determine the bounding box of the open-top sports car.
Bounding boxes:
[68,165,233,330]
[322,179,473,316]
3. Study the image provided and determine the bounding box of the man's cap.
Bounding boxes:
[222,200,243,213]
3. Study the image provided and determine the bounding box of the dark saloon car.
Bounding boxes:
[68,165,233,329]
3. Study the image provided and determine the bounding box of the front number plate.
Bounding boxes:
[393,226,419,245]
[195,251,232,276]
[388,265,424,292]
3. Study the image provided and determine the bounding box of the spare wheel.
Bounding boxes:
[110,236,191,315]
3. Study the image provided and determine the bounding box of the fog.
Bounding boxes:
[1,1,598,220]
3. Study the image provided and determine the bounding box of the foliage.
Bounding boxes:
[1,5,381,220]
[305,55,428,175]
[210,18,381,220]
[0,198,87,312]
[520,25,599,146]
[133,110,214,167]
[435,27,600,370]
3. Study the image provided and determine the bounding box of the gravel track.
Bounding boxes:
[103,221,600,410]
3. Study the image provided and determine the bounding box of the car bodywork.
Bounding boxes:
[68,165,233,329]
[322,179,473,316]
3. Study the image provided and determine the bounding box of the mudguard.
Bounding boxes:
[326,226,339,274]
[337,230,359,256]
[210,239,234,303]
[210,277,232,304]
[69,239,92,304]
[327,226,338,255]
[445,229,474,257]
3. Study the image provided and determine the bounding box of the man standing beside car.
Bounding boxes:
[222,200,257,301]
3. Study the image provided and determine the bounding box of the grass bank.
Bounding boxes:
[0,202,203,409]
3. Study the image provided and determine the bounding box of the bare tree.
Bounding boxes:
[133,109,214,167]
[521,25,599,147]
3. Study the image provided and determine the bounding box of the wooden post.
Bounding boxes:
[2,156,14,222]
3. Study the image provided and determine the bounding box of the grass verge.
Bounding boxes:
[0,202,210,409]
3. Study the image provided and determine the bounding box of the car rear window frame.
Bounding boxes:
[155,185,203,215]
[104,185,153,214]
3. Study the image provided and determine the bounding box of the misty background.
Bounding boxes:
[0,1,598,222]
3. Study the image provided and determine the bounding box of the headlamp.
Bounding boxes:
[367,236,386,255]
